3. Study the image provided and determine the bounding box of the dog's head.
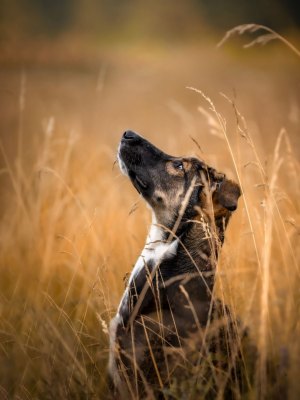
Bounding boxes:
[118,131,241,229]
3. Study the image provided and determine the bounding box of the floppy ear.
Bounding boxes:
[215,180,241,211]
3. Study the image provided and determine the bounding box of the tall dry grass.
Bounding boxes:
[0,41,299,399]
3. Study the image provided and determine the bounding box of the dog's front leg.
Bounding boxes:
[108,261,161,395]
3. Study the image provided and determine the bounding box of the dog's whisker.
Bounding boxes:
[128,201,139,216]
[112,159,118,170]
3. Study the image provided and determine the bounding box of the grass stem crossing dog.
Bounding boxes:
[109,131,246,399]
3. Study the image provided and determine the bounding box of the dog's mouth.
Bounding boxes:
[128,170,148,193]
[118,132,153,196]
[117,150,150,195]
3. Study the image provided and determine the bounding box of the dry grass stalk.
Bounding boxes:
[217,24,300,58]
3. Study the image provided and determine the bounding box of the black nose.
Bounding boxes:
[123,130,140,142]
[226,204,237,212]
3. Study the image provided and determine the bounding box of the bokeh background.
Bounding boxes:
[0,1,299,399]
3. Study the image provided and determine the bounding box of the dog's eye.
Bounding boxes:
[173,161,184,170]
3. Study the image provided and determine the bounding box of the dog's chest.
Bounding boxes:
[130,224,178,282]
[117,223,178,316]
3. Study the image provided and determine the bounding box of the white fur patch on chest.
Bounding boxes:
[131,220,178,281]
[117,216,178,314]
[110,216,179,382]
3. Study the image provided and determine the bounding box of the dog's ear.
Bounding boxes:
[214,179,241,212]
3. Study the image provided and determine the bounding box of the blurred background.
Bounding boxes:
[0,0,300,159]
[1,0,300,47]
[0,1,299,399]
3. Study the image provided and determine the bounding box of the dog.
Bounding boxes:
[109,131,248,399]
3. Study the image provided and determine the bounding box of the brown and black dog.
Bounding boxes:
[109,131,248,399]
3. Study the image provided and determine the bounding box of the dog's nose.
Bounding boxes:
[123,130,140,142]
[226,204,237,212]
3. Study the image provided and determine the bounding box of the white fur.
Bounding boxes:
[109,213,178,385]
[117,145,129,176]
[108,313,123,388]
[123,214,178,296]
[114,215,178,320]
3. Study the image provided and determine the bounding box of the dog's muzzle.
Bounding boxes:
[118,131,152,195]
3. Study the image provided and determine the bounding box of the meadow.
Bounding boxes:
[0,38,299,398]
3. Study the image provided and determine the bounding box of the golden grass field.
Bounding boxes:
[0,36,299,398]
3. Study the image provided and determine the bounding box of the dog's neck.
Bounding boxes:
[144,210,228,281]
[117,211,229,325]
